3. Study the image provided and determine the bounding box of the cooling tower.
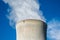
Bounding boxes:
[16,19,47,40]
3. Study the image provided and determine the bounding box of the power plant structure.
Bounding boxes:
[16,19,47,40]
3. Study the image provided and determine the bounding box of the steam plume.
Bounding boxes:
[47,19,60,40]
[3,0,46,28]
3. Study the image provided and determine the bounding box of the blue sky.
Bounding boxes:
[0,0,60,40]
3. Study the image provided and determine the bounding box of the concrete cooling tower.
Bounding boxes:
[16,19,47,40]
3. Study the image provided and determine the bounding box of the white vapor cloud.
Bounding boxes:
[47,19,60,40]
[3,0,46,28]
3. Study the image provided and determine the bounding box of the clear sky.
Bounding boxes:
[0,0,60,40]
